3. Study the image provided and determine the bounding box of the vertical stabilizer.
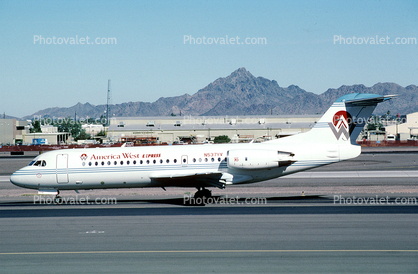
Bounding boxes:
[307,93,395,145]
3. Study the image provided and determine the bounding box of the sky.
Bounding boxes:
[1,0,417,118]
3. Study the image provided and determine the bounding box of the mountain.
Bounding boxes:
[23,68,418,119]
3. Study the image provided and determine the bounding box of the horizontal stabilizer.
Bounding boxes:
[338,94,397,106]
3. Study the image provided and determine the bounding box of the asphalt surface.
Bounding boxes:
[0,152,417,273]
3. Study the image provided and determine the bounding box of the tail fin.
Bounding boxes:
[309,93,396,145]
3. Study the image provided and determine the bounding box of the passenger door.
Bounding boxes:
[56,154,69,184]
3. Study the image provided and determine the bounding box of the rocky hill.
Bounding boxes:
[25,68,418,119]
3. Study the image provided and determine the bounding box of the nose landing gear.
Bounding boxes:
[54,190,63,204]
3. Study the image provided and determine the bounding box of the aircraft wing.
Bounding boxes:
[150,171,226,189]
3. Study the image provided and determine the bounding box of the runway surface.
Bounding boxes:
[1,152,417,273]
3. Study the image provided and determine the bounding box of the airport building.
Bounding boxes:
[23,130,70,145]
[0,119,28,145]
[385,112,418,140]
[106,115,321,144]
[0,119,70,145]
[2,112,417,146]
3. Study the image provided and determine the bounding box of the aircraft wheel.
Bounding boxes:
[194,188,212,199]
[202,188,212,198]
[54,196,63,204]
[193,188,212,205]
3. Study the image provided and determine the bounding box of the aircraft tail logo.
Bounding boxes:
[328,110,355,140]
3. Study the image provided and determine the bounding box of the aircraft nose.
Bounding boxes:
[10,169,36,189]
[10,172,24,187]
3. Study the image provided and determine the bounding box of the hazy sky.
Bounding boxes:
[1,0,417,118]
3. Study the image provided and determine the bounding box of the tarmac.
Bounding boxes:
[0,149,417,273]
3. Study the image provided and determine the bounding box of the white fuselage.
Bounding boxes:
[10,140,360,192]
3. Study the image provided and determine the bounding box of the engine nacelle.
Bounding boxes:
[227,149,295,169]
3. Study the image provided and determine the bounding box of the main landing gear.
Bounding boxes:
[186,187,212,206]
[194,187,212,199]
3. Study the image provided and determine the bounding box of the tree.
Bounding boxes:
[30,120,42,133]
[96,130,106,137]
[366,115,383,131]
[75,129,91,141]
[213,135,231,143]
[54,117,81,139]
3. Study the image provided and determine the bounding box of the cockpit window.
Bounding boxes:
[29,161,36,166]
[33,160,42,166]
[32,160,46,167]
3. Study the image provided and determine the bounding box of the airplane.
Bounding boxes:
[10,93,395,203]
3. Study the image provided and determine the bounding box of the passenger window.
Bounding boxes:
[166,159,169,163]
[174,159,177,163]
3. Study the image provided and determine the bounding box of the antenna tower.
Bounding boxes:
[106,79,111,126]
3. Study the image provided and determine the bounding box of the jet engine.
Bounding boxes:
[227,149,295,169]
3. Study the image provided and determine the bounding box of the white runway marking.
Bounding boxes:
[286,170,418,178]
[2,170,418,183]
[0,176,11,182]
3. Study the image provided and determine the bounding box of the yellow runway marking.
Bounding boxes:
[1,250,418,255]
